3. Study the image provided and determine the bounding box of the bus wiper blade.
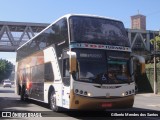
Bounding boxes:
[117,77,130,84]
[87,77,97,82]
[88,77,96,80]
[79,77,94,82]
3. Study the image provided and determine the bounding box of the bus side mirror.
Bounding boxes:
[140,62,145,74]
[67,51,77,73]
[132,55,145,74]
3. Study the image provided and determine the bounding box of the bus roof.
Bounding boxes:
[65,14,121,22]
[17,14,122,50]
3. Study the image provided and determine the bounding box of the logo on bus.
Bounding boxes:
[102,74,107,81]
[70,43,131,52]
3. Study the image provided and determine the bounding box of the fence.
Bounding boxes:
[145,68,160,93]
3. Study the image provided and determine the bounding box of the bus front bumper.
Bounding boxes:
[70,91,134,110]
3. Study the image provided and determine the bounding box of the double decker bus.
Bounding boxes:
[15,14,145,111]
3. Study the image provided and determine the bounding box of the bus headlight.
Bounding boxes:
[74,89,91,96]
[80,90,83,94]
[122,89,135,96]
[84,91,87,95]
[87,92,91,96]
[75,89,79,93]
[122,93,125,96]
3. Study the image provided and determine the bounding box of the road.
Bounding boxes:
[0,86,160,120]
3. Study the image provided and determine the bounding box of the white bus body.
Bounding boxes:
[15,14,145,111]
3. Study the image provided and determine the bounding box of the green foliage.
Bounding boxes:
[145,62,160,94]
[0,59,13,82]
[146,62,160,69]
[150,35,160,50]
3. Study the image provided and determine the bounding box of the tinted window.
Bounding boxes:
[44,62,54,82]
[63,58,69,77]
[4,81,11,83]
[62,50,70,86]
[70,16,130,47]
[32,64,44,82]
[17,18,68,61]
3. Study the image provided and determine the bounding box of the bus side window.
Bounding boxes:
[44,62,54,82]
[63,58,69,77]
[62,58,70,86]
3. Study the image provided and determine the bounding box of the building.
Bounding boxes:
[130,13,150,58]
[131,14,146,30]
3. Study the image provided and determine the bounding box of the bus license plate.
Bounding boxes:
[101,102,112,107]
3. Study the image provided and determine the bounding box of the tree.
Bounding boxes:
[0,59,14,82]
[150,35,160,94]
[150,35,160,51]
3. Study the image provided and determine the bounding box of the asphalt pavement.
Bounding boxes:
[0,86,160,120]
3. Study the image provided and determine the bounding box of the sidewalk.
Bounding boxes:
[136,93,160,97]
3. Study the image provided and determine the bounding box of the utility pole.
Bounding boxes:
[153,33,158,94]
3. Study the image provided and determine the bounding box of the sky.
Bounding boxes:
[1,0,160,65]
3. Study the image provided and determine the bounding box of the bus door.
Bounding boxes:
[62,50,70,108]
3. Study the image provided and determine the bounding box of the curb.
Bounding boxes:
[136,93,160,97]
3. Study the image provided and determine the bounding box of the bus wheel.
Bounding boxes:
[20,86,28,101]
[49,91,59,112]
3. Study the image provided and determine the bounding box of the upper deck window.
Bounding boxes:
[69,16,130,47]
[17,18,68,61]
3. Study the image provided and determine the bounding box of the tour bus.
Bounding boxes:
[15,14,145,111]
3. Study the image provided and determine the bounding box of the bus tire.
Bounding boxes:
[49,90,60,112]
[20,86,28,101]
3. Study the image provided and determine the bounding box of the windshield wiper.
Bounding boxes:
[79,77,94,82]
[116,77,131,84]
[79,77,103,84]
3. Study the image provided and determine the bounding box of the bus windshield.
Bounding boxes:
[74,49,132,84]
[70,16,130,47]
[107,58,131,84]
